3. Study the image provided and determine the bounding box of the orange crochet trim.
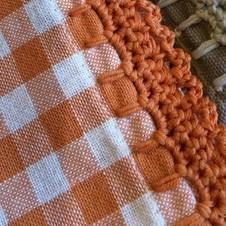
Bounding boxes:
[85,0,226,225]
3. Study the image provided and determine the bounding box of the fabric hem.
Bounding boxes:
[70,0,226,225]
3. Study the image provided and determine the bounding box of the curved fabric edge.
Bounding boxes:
[84,0,226,225]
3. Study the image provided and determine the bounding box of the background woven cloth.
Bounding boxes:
[152,0,226,124]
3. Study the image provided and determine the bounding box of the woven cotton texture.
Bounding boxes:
[0,1,166,225]
[0,0,225,226]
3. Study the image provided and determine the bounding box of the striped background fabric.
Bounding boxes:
[152,0,226,124]
[0,0,197,225]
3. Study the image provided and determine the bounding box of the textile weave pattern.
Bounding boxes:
[0,0,225,226]
[0,0,166,225]
[98,0,225,225]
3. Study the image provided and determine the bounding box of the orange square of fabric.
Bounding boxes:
[40,101,83,150]
[12,207,47,226]
[72,172,118,224]
[0,1,23,20]
[13,37,50,82]
[0,136,24,182]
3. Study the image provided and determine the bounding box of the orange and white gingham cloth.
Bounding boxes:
[0,0,198,225]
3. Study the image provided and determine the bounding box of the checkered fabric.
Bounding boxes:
[0,0,162,225]
[0,0,198,225]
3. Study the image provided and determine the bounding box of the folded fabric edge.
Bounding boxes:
[81,0,226,225]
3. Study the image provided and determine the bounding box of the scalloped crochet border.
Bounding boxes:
[85,0,226,225]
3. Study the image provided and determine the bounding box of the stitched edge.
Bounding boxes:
[85,0,226,225]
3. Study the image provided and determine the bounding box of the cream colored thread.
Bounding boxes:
[192,39,220,59]
[157,0,226,91]
[195,0,226,91]
[158,0,179,8]
[175,14,201,36]
[161,0,226,91]
[213,73,226,91]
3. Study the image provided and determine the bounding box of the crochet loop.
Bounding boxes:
[88,0,226,225]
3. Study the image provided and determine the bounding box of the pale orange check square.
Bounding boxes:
[13,119,53,166]
[70,87,113,132]
[40,24,78,65]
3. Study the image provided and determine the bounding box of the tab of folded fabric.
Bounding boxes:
[67,4,107,49]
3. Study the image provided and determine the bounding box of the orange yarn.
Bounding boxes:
[87,0,226,225]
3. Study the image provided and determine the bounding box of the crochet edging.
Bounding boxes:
[81,0,225,225]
